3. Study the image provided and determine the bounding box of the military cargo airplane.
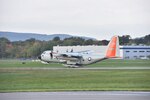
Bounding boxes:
[38,36,120,67]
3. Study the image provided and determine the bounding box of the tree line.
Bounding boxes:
[0,34,149,58]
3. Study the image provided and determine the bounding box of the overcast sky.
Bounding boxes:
[0,0,150,40]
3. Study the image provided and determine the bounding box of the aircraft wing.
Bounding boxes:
[57,50,94,61]
[59,53,82,58]
[76,50,92,53]
[77,50,94,54]
[57,53,82,61]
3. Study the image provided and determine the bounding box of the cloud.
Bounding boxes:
[0,0,150,39]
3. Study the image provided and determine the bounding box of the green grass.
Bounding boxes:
[0,59,150,92]
[0,60,64,68]
[0,69,150,92]
[0,59,150,68]
[88,59,150,67]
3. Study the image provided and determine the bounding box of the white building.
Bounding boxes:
[53,45,150,59]
[120,46,150,59]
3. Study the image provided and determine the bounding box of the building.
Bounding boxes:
[120,46,150,59]
[53,45,150,59]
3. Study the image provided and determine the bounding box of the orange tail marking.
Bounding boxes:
[106,36,117,58]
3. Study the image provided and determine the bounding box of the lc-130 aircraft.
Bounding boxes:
[38,36,120,67]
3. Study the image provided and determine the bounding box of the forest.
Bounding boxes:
[0,34,150,58]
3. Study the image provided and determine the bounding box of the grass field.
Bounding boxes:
[0,59,150,92]
[0,59,64,68]
[0,69,150,92]
[0,59,150,68]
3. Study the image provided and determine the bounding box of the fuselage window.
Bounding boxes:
[139,51,145,52]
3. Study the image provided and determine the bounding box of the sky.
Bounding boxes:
[0,0,150,40]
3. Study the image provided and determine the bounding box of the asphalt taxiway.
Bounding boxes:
[0,91,150,100]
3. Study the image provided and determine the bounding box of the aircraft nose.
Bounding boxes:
[38,56,41,60]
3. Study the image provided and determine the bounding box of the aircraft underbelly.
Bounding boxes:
[66,60,80,65]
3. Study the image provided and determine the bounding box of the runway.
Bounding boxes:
[0,91,150,100]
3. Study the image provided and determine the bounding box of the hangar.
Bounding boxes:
[53,45,150,59]
[120,46,150,59]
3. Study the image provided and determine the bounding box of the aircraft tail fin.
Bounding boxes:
[105,36,120,58]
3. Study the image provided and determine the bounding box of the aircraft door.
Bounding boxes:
[50,52,53,59]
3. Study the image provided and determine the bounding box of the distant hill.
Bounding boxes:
[0,31,95,41]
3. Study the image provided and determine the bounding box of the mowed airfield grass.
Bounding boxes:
[0,59,150,68]
[0,59,150,92]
